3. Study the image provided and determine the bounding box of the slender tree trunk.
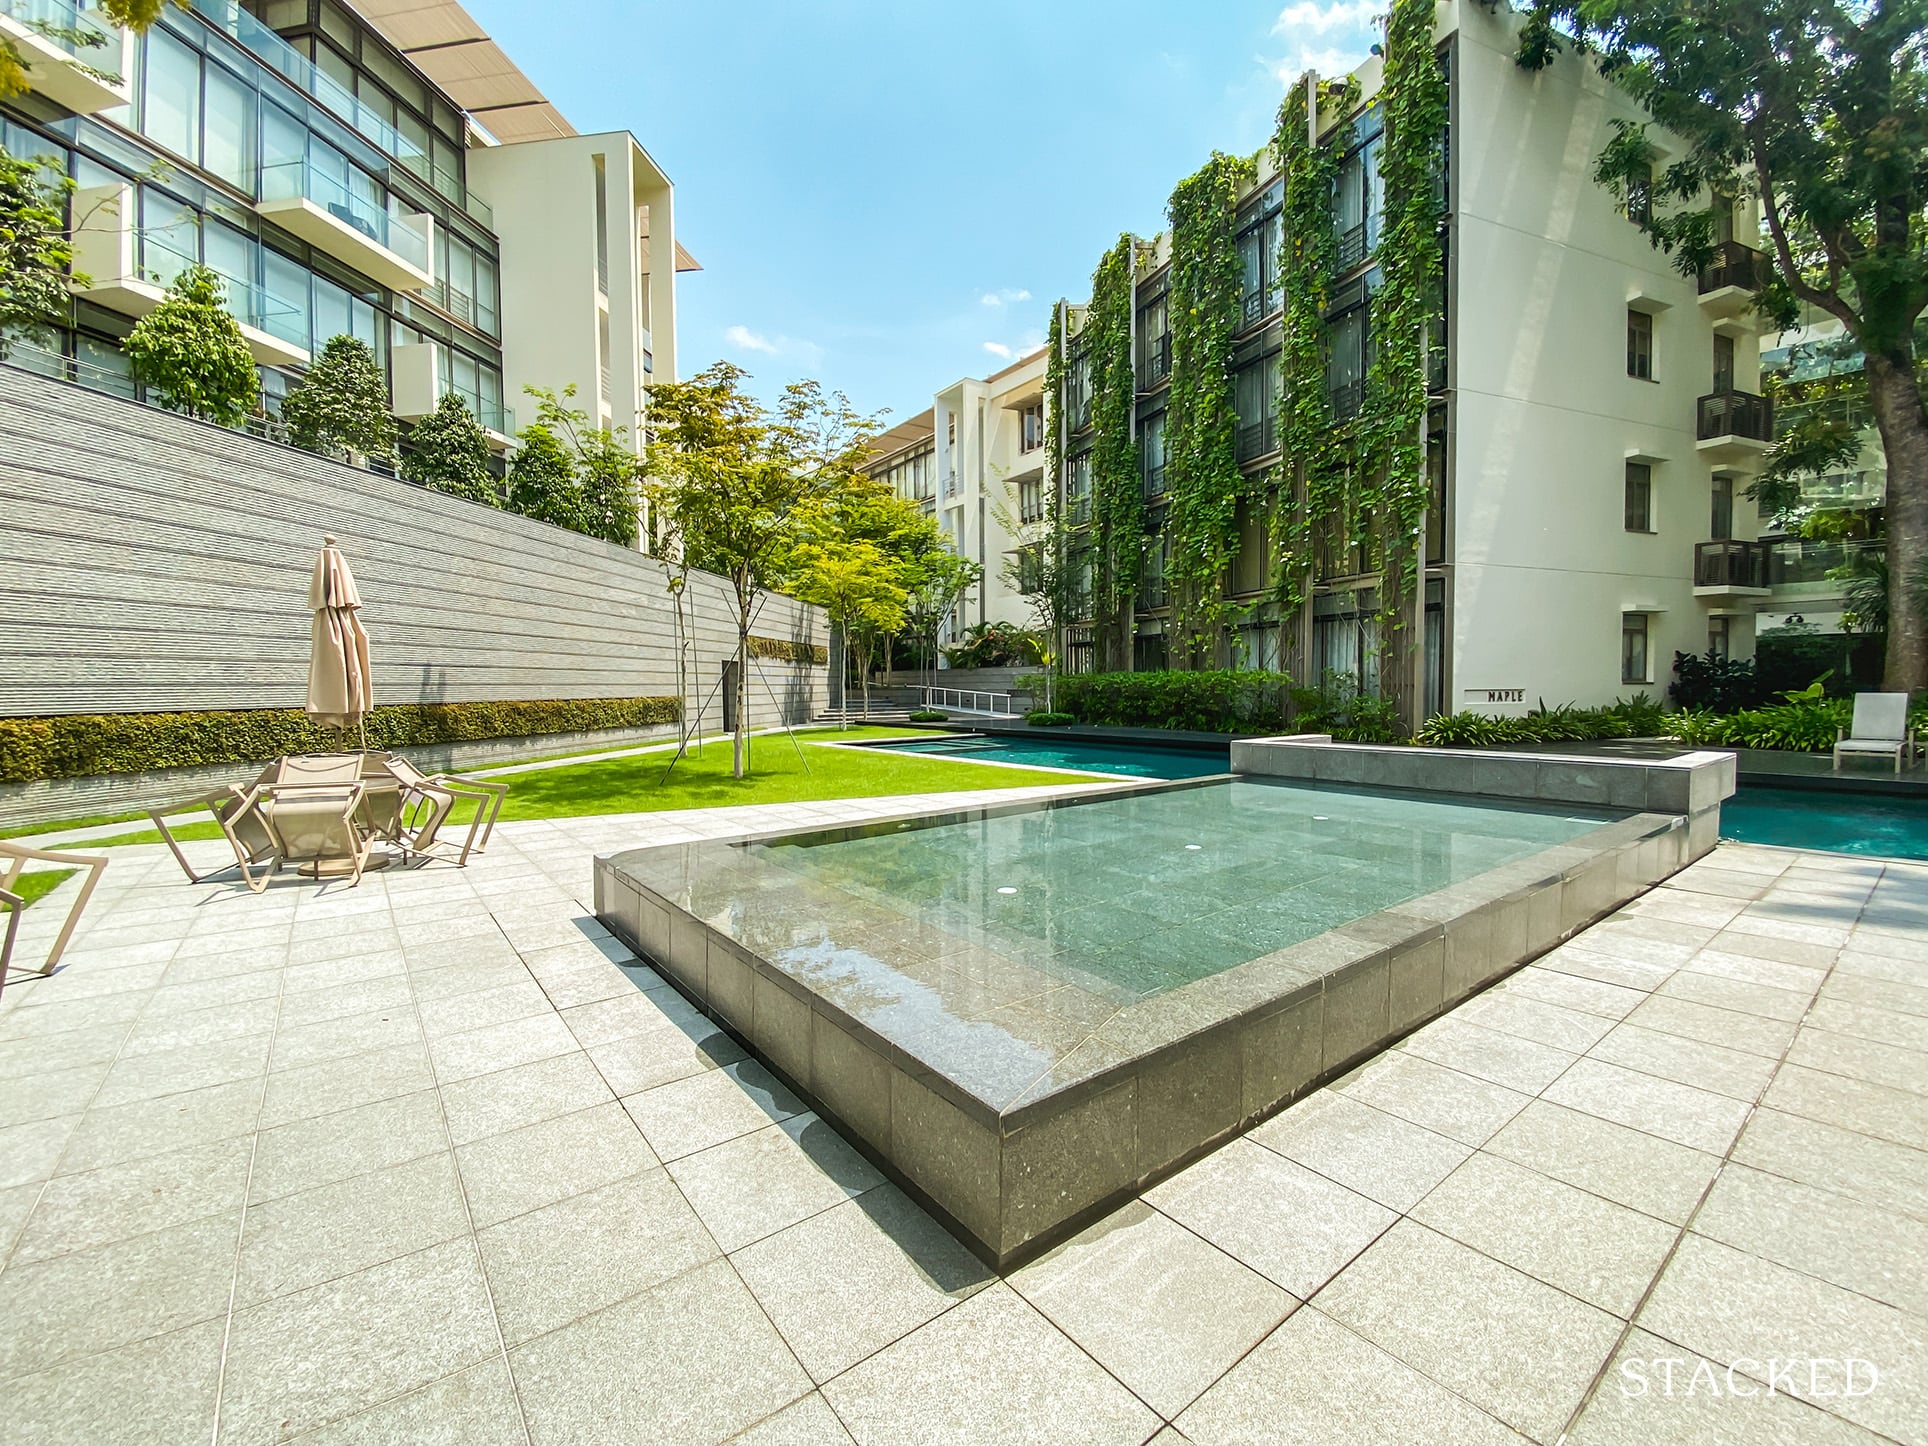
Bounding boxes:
[1864,351,1928,693]
[733,573,751,779]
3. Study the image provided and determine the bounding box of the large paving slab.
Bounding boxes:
[1,792,1923,1443]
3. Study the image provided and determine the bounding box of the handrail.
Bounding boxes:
[923,686,1019,718]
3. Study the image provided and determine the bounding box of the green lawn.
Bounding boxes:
[8,868,76,908]
[494,727,1091,820]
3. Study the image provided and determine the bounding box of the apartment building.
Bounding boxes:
[870,348,1050,649]
[1,0,691,456]
[1036,0,1777,716]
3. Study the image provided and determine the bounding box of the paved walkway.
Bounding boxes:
[0,792,1923,1444]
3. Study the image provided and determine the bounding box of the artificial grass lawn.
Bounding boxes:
[9,868,76,908]
[494,729,1093,821]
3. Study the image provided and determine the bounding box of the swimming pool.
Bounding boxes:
[1721,785,1928,861]
[868,732,1229,779]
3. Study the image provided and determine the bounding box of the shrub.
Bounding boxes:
[1753,623,1875,698]
[944,621,1043,668]
[1026,711,1075,727]
[122,263,260,425]
[1670,650,1763,712]
[1054,670,1293,732]
[280,334,397,460]
[907,709,949,722]
[1290,672,1406,743]
[402,393,502,506]
[0,697,681,783]
[507,422,586,532]
[1416,697,1662,750]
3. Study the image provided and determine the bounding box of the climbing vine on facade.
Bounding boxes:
[1086,234,1140,667]
[1164,152,1256,660]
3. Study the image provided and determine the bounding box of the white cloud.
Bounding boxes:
[980,288,1033,308]
[1269,0,1378,81]
[981,341,1014,359]
[724,324,777,355]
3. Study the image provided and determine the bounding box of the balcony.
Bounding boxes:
[1693,539,1772,598]
[1138,334,1171,391]
[389,341,514,451]
[1696,388,1773,466]
[256,159,432,292]
[187,0,427,176]
[68,183,309,367]
[1763,535,1883,594]
[1697,241,1770,320]
[0,0,129,113]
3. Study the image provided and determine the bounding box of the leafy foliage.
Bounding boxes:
[1670,650,1764,712]
[1054,669,1294,733]
[401,392,500,506]
[0,141,77,345]
[280,334,396,460]
[514,385,642,546]
[1025,711,1075,727]
[122,264,260,425]
[1086,234,1140,666]
[506,421,583,532]
[1416,697,1664,748]
[1290,671,1406,742]
[1165,152,1257,656]
[0,0,158,101]
[944,621,1042,668]
[0,696,680,783]
[907,709,949,722]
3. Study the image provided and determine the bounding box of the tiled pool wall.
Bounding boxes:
[594,746,1736,1267]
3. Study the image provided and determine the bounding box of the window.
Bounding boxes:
[1234,358,1278,461]
[1711,476,1734,540]
[141,28,200,163]
[1016,544,1043,595]
[1626,166,1653,227]
[1328,305,1369,418]
[1624,462,1653,532]
[1708,615,1731,660]
[1066,350,1092,430]
[1713,333,1735,393]
[1018,473,1045,524]
[1627,309,1654,380]
[1139,528,1168,607]
[1066,451,1092,524]
[1313,589,1381,693]
[1235,179,1284,326]
[1137,290,1170,386]
[1141,412,1167,498]
[1621,613,1651,684]
[1019,401,1045,453]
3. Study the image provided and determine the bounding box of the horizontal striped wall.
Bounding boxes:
[0,367,828,729]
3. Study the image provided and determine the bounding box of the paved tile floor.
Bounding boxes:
[2,792,1924,1444]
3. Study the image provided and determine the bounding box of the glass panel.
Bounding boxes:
[202,60,256,191]
[142,27,200,163]
[138,188,198,283]
[313,274,351,345]
[261,102,305,172]
[263,247,311,351]
[474,253,498,336]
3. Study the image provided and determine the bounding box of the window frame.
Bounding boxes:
[1624,461,1654,533]
[1627,307,1655,381]
[1621,612,1652,685]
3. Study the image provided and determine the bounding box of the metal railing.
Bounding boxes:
[1694,539,1770,589]
[1138,333,1171,390]
[923,686,1018,718]
[1141,463,1167,500]
[0,0,113,56]
[1698,241,1769,295]
[1336,222,1368,273]
[1236,415,1277,463]
[1329,379,1365,421]
[260,156,431,273]
[1762,535,1883,586]
[1697,388,1773,442]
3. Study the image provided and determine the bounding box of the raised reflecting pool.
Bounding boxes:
[761,778,1609,998]
[865,733,1228,780]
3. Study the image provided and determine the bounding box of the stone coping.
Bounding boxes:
[595,772,1712,1265]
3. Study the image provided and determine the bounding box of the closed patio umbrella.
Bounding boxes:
[306,534,373,740]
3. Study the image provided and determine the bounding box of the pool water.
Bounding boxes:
[871,733,1229,779]
[761,777,1609,997]
[1721,785,1928,861]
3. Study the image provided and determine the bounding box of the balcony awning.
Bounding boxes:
[343,0,574,144]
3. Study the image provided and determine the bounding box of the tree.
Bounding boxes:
[280,334,396,460]
[0,142,78,347]
[904,548,983,698]
[790,537,907,723]
[1,0,159,102]
[122,263,260,425]
[993,481,1075,712]
[506,420,585,532]
[401,392,501,506]
[1514,0,1928,690]
[643,361,884,778]
[524,385,640,547]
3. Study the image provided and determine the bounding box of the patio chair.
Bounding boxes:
[150,763,281,891]
[257,770,374,883]
[1,839,110,996]
[1833,692,1920,773]
[374,753,508,866]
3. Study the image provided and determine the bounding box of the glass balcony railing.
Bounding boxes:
[139,232,305,348]
[0,0,114,57]
[260,156,430,273]
[187,0,425,171]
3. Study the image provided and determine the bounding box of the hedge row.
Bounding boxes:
[1672,695,1928,752]
[1416,697,1666,749]
[747,636,829,666]
[0,696,682,783]
[1051,671,1293,733]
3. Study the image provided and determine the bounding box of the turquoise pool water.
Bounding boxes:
[763,777,1608,997]
[871,733,1229,780]
[1721,785,1928,861]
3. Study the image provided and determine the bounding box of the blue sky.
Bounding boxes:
[465,0,1378,420]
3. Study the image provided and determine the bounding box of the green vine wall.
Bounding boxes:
[1165,152,1258,660]
[1087,234,1141,666]
[1044,300,1066,509]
